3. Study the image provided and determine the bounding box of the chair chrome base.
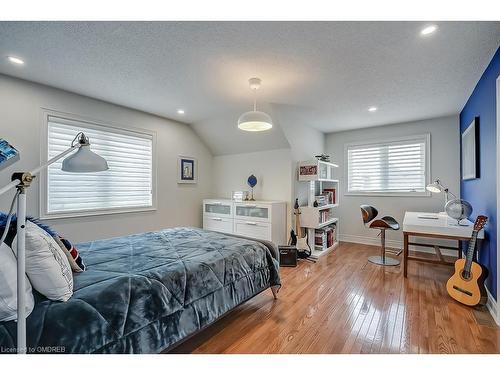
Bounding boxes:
[368,255,400,266]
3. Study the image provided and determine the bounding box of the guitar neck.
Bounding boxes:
[464,231,478,271]
[295,211,302,233]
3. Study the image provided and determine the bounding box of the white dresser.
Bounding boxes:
[203,199,287,245]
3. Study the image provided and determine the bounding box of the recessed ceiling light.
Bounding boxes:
[177,109,185,115]
[368,106,378,112]
[7,56,24,65]
[420,25,438,36]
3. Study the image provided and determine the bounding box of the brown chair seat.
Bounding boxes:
[369,216,400,231]
[360,204,400,266]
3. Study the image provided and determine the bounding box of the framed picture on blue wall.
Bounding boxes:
[461,117,479,180]
[178,156,197,184]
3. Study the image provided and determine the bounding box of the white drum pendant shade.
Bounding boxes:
[62,145,109,173]
[238,77,273,132]
[238,110,273,132]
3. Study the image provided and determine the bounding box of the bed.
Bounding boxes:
[0,227,281,353]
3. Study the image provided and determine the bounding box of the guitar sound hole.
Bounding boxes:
[460,270,472,280]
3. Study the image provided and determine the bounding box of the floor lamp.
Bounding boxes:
[0,132,108,354]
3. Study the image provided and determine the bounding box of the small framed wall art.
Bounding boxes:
[178,156,197,184]
[0,139,20,171]
[461,117,479,180]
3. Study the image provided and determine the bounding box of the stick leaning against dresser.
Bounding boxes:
[203,199,287,245]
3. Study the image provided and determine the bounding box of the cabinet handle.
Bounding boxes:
[245,221,257,225]
[212,217,222,221]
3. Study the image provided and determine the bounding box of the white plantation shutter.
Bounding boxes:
[347,135,429,194]
[46,116,154,215]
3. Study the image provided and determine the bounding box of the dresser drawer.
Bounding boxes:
[203,200,233,218]
[203,215,233,234]
[234,219,271,241]
[234,203,270,222]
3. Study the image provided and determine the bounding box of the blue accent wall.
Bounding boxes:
[460,47,500,299]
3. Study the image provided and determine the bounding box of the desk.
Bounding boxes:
[402,212,484,277]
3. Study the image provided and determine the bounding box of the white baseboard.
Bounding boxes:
[338,233,456,256]
[486,287,500,326]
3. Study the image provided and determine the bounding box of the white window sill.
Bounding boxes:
[344,191,431,197]
[40,206,156,220]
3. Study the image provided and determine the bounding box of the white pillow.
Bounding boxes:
[12,221,73,302]
[0,242,35,321]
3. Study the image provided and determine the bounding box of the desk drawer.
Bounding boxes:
[203,215,233,234]
[234,219,271,241]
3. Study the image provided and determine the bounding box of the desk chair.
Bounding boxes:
[360,205,400,266]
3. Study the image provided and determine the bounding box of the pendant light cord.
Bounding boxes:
[253,88,257,112]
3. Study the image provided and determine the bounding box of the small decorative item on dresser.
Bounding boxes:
[278,245,297,267]
[178,156,197,184]
[232,191,249,202]
[247,174,257,201]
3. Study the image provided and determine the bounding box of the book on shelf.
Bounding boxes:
[322,188,336,204]
[318,209,333,223]
[314,194,328,207]
[314,223,337,250]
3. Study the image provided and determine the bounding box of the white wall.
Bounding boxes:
[281,121,326,207]
[210,116,327,236]
[212,148,293,232]
[212,147,291,196]
[325,115,460,246]
[0,75,213,242]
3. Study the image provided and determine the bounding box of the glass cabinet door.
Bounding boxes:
[235,205,269,219]
[204,203,231,216]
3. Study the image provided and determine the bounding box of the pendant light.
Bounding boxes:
[238,77,273,132]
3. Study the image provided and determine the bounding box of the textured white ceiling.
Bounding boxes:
[0,21,499,155]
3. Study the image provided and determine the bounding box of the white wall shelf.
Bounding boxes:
[311,241,339,259]
[300,206,338,228]
[296,159,340,257]
[317,203,338,210]
[298,160,339,182]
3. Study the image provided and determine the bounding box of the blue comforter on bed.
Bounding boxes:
[0,227,280,353]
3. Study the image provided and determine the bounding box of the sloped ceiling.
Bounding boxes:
[0,21,499,155]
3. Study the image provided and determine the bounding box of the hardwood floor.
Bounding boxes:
[171,242,500,354]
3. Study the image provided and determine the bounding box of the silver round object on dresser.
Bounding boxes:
[445,198,473,226]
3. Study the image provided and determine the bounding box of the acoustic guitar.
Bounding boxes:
[446,215,488,307]
[289,198,311,256]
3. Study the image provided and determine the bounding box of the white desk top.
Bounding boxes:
[403,211,484,239]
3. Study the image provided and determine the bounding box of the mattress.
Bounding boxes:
[0,227,280,353]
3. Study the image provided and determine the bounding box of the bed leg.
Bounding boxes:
[271,285,280,299]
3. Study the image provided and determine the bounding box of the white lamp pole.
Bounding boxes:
[0,132,108,354]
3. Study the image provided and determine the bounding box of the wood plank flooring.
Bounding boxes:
[171,241,500,354]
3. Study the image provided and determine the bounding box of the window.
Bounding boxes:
[43,114,155,217]
[346,134,430,195]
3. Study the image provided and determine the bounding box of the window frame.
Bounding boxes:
[39,108,157,219]
[343,133,431,197]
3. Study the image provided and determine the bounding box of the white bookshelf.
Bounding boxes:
[297,159,340,259]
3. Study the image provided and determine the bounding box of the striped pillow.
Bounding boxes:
[54,236,86,273]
